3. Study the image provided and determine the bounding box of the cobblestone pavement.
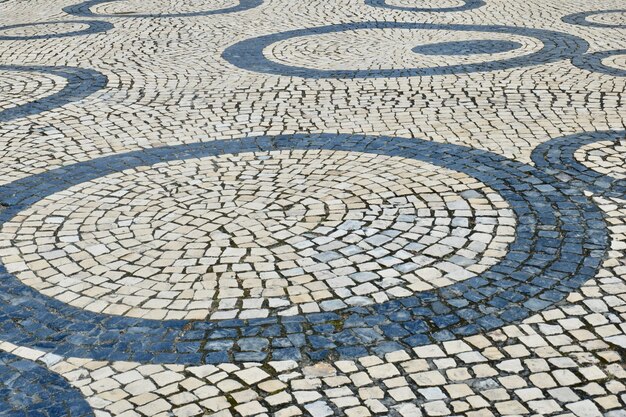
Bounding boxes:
[0,0,625,416]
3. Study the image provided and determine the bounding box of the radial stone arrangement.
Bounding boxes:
[0,0,625,416]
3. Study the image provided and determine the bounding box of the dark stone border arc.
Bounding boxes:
[531,130,626,199]
[561,10,626,77]
[221,22,589,79]
[364,0,484,13]
[0,66,108,123]
[0,351,94,417]
[0,134,607,365]
[562,9,626,29]
[63,0,263,18]
[571,49,626,78]
[0,20,112,41]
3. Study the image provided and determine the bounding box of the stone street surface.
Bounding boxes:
[0,0,625,416]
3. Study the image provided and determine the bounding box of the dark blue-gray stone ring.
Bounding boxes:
[0,20,112,41]
[0,134,608,364]
[221,22,589,78]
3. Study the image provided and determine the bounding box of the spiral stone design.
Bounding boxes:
[0,134,608,364]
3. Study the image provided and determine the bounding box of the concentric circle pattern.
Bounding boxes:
[0,134,608,365]
[2,0,626,415]
[1,149,513,320]
[266,28,541,73]
[223,22,588,78]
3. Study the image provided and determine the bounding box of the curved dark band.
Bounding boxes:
[63,0,263,18]
[0,66,108,123]
[531,130,626,199]
[0,351,93,417]
[222,22,589,78]
[562,9,626,29]
[364,0,484,13]
[571,49,626,78]
[0,20,112,41]
[0,134,607,364]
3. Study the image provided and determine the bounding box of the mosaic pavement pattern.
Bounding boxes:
[0,0,625,416]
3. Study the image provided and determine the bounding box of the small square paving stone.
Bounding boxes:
[304,401,334,417]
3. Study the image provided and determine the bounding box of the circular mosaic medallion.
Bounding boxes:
[266,29,540,73]
[0,134,608,364]
[1,150,514,320]
[222,22,588,78]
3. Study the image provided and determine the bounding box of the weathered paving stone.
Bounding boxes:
[0,0,625,415]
